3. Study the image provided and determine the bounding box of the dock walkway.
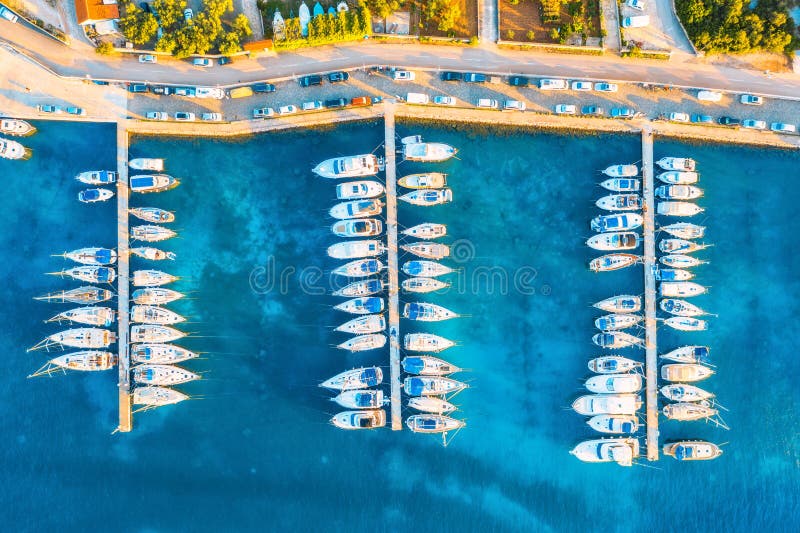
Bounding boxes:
[641,127,658,461]
[116,123,132,433]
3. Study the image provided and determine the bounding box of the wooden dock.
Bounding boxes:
[384,100,402,431]
[116,123,132,433]
[641,127,658,461]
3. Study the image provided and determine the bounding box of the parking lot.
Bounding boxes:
[618,0,695,55]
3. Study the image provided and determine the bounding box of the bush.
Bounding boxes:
[506,30,515,40]
[526,30,535,41]
[95,41,116,55]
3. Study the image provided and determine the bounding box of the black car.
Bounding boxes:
[218,57,232,66]
[718,116,741,126]
[252,83,276,93]
[440,71,463,82]
[508,76,529,87]
[324,98,347,109]
[328,71,349,83]
[128,83,148,93]
[299,75,323,87]
[463,73,486,83]
[581,105,604,116]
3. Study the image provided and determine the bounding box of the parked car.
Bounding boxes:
[0,6,20,23]
[175,112,195,122]
[183,8,193,21]
[173,87,195,97]
[440,71,463,82]
[539,78,567,90]
[611,107,636,119]
[328,71,349,83]
[476,98,498,109]
[594,82,618,93]
[324,98,347,109]
[391,70,415,81]
[582,105,605,116]
[278,105,298,115]
[690,114,713,124]
[742,119,767,130]
[299,75,323,87]
[717,116,741,126]
[625,0,645,10]
[192,58,212,68]
[253,107,275,118]
[139,54,157,63]
[350,96,372,106]
[621,15,650,28]
[503,100,526,111]
[201,112,222,121]
[128,83,148,93]
[770,122,797,133]
[432,95,456,106]
[740,94,763,106]
[66,107,86,116]
[37,105,62,114]
[508,75,529,87]
[571,81,592,91]
[669,112,690,123]
[252,83,276,93]
[145,111,168,120]
[218,57,233,66]
[697,90,722,102]
[302,101,323,111]
[406,93,430,105]
[464,73,487,83]
[150,86,172,95]
[555,104,577,115]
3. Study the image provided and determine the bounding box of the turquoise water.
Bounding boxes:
[1,120,798,531]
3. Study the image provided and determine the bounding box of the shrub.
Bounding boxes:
[506,29,515,40]
[95,41,116,55]
[526,30,535,41]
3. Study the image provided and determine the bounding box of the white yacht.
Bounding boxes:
[586,232,640,251]
[78,188,114,203]
[331,258,383,277]
[404,333,455,352]
[660,384,713,402]
[131,305,185,325]
[132,288,184,305]
[337,333,387,352]
[332,279,384,297]
[399,189,453,206]
[132,343,198,364]
[408,397,457,414]
[655,185,703,200]
[332,219,384,239]
[46,306,115,327]
[662,401,717,422]
[403,376,467,396]
[655,268,694,281]
[129,207,175,224]
[585,374,643,394]
[599,178,640,192]
[335,314,386,334]
[594,313,642,331]
[398,173,447,189]
[51,265,116,284]
[657,201,704,217]
[129,174,179,193]
[591,213,644,233]
[596,194,642,211]
[335,180,385,200]
[660,222,705,239]
[403,302,459,322]
[657,157,696,171]
[131,225,177,242]
[659,281,707,298]
[331,410,386,429]
[133,364,199,385]
[129,158,165,171]
[402,277,450,293]
[320,367,382,390]
[132,269,178,287]
[28,328,116,351]
[402,223,447,240]
[663,441,722,461]
[44,351,116,372]
[589,253,640,272]
[401,242,450,260]
[570,438,639,466]
[327,240,385,259]
[660,345,710,364]
[592,331,642,349]
[133,386,189,406]
[660,299,707,317]
[130,324,186,343]
[0,118,35,136]
[76,170,116,185]
[572,394,641,415]
[313,154,379,178]
[402,141,457,162]
[659,239,709,254]
[660,254,707,268]
[664,316,708,331]
[131,247,176,261]
[594,295,641,313]
[401,355,461,376]
[602,164,638,177]
[332,390,385,409]
[406,414,465,434]
[587,415,639,434]
[34,286,113,305]
[402,260,453,277]
[656,171,698,184]
[58,247,117,265]
[0,137,27,159]
[588,355,642,374]
[660,363,714,382]
[334,297,384,314]
[329,199,383,219]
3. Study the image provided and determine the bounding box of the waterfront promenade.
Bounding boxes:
[116,123,132,433]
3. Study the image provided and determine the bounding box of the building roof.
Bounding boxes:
[243,39,274,52]
[75,0,119,25]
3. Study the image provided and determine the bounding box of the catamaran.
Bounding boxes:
[129,207,175,223]
[133,386,189,406]
[402,260,453,277]
[46,306,115,327]
[129,158,165,171]
[132,287,184,305]
[131,305,185,324]
[408,397,457,414]
[660,298,707,317]
[28,328,116,351]
[133,364,199,385]
[335,314,386,334]
[332,390,385,409]
[570,438,639,466]
[313,154,379,179]
[402,139,457,162]
[78,188,114,203]
[327,240,385,259]
[320,367,383,390]
[588,355,642,374]
[1,118,35,136]
[402,223,447,240]
[335,180,385,200]
[57,247,117,265]
[657,157,696,171]
[403,376,467,396]
[661,222,705,239]
[659,239,709,254]
[587,414,639,434]
[594,295,641,313]
[131,343,198,364]
[329,199,384,219]
[76,170,117,185]
[657,201,704,217]
[592,331,642,349]
[586,232,640,251]
[660,363,714,382]
[403,302,458,322]
[663,441,722,461]
[49,265,116,284]
[572,394,641,416]
[406,414,465,434]
[401,355,461,375]
[599,178,640,192]
[596,194,642,211]
[131,247,176,261]
[655,185,703,200]
[130,325,186,343]
[660,345,710,364]
[398,173,447,189]
[602,164,638,177]
[334,297,384,315]
[401,242,450,260]
[332,279,384,297]
[594,313,642,331]
[591,213,644,233]
[129,174,179,193]
[404,333,455,352]
[131,225,176,242]
[589,253,640,272]
[660,384,713,402]
[585,374,643,394]
[132,269,178,287]
[331,258,384,277]
[337,333,387,352]
[402,277,450,293]
[331,219,383,237]
[0,137,27,159]
[399,189,453,206]
[34,286,113,304]
[659,281,707,298]
[656,171,698,184]
[660,254,707,268]
[331,410,386,429]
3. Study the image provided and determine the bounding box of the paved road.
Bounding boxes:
[2,16,800,98]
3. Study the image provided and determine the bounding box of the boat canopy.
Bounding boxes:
[130,176,155,189]
[360,368,380,387]
[82,189,103,201]
[674,445,695,460]
[402,357,425,374]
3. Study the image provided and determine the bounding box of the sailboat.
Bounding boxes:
[659,254,707,268]
[656,171,698,184]
[402,277,450,293]
[406,414,465,434]
[403,376,467,396]
[399,189,453,206]
[402,260,453,277]
[133,364,199,385]
[130,325,186,343]
[662,401,718,422]
[28,328,116,351]
[585,373,642,394]
[587,355,642,374]
[320,367,383,390]
[592,331,642,349]
[659,281,707,298]
[28,351,117,377]
[332,389,385,409]
[334,297,384,315]
[408,397,457,414]
[331,219,383,237]
[602,164,638,177]
[657,201,704,217]
[654,267,694,281]
[46,306,115,327]
[661,222,705,239]
[133,386,189,406]
[131,247,176,261]
[664,316,708,331]
[131,305,185,324]
[587,414,639,434]
[660,384,713,402]
[570,438,639,466]
[655,185,703,200]
[404,333,455,352]
[402,223,447,240]
[401,242,450,260]
[131,287,184,305]
[331,279,384,297]
[589,253,640,272]
[660,298,707,317]
[327,240,385,259]
[331,258,384,277]
[398,173,447,189]
[335,314,386,334]
[129,207,175,223]
[594,295,641,313]
[401,355,461,375]
[594,313,642,331]
[660,363,714,382]
[403,302,458,322]
[131,225,176,242]
[331,410,386,429]
[49,265,116,284]
[131,343,198,364]
[129,158,165,171]
[659,345,710,364]
[34,286,113,304]
[659,239,709,254]
[337,333,387,352]
[329,199,383,219]
[132,269,179,287]
[58,247,117,265]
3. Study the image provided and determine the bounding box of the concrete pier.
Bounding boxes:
[116,123,132,433]
[641,127,658,461]
[384,101,402,431]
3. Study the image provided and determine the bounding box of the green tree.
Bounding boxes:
[424,0,462,33]
[151,0,186,30]
[119,1,158,45]
[155,33,177,53]
[365,0,399,19]
[218,31,241,54]
[232,13,253,39]
[95,41,115,55]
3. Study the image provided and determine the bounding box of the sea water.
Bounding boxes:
[0,120,798,531]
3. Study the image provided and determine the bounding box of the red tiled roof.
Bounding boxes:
[75,0,119,25]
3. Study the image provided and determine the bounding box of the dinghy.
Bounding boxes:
[335,180,385,200]
[594,295,641,313]
[329,199,383,219]
[332,258,384,277]
[660,363,714,382]
[129,207,175,223]
[587,414,639,434]
[133,386,188,406]
[133,364,199,385]
[657,157,696,171]
[664,317,708,331]
[600,178,640,192]
[313,154,379,179]
[132,343,198,364]
[332,390,385,409]
[399,189,453,206]
[59,247,117,265]
[78,188,114,203]
[320,367,382,390]
[591,213,643,233]
[334,297,384,314]
[331,410,386,429]
[401,355,461,376]
[587,355,641,374]
[130,325,186,343]
[132,269,178,287]
[655,268,694,281]
[660,384,713,402]
[656,171,698,185]
[402,260,453,277]
[129,158,164,171]
[131,287,184,305]
[332,279,384,297]
[663,441,722,461]
[401,242,450,260]
[406,414,465,434]
[592,331,642,349]
[660,345,710,364]
[403,302,458,322]
[50,265,115,284]
[131,247,176,261]
[402,277,450,293]
[46,306,115,327]
[660,299,706,317]
[572,394,641,416]
[586,232,640,251]
[332,219,383,237]
[404,333,455,352]
[661,222,705,239]
[403,376,467,396]
[657,201,704,217]
[602,164,638,177]
[131,305,185,324]
[589,253,640,272]
[408,397,457,414]
[129,174,178,193]
[76,170,116,185]
[663,401,717,421]
[34,286,113,304]
[585,373,642,393]
[337,333,387,352]
[328,240,385,259]
[594,313,642,331]
[655,185,703,200]
[596,194,642,211]
[131,225,176,242]
[335,314,386,334]
[659,239,709,254]
[659,281,707,298]
[402,223,447,240]
[398,173,447,189]
[570,438,639,466]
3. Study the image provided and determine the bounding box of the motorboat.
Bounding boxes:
[655,185,703,200]
[133,364,199,385]
[596,194,642,211]
[131,225,176,242]
[402,277,450,293]
[406,414,465,434]
[587,414,639,434]
[602,164,638,177]
[34,286,113,304]
[335,180,385,200]
[329,199,383,219]
[0,137,27,159]
[572,394,641,415]
[659,239,709,254]
[40,351,116,372]
[570,438,639,466]
[586,232,640,251]
[665,317,708,331]
[332,279,384,297]
[657,201,704,217]
[599,178,640,192]
[401,355,461,376]
[332,389,385,409]
[331,410,386,429]
[133,386,189,406]
[76,170,116,185]
[78,188,114,203]
[334,297,384,314]
[327,240,385,259]
[657,157,696,171]
[594,313,642,331]
[132,343,198,364]
[585,373,643,393]
[398,173,447,189]
[332,219,383,237]
[132,288,184,305]
[589,253,640,272]
[594,295,641,313]
[660,384,713,402]
[131,305,185,324]
[592,331,641,349]
[660,363,714,382]
[661,222,705,239]
[46,306,115,327]
[588,355,641,374]
[660,255,706,268]
[1,118,36,136]
[659,281,707,298]
[403,302,458,321]
[663,441,722,461]
[132,269,178,287]
[654,268,694,281]
[591,213,643,233]
[660,345,710,364]
[656,171,698,184]
[131,247,176,261]
[401,242,450,260]
[403,376,467,396]
[402,223,447,240]
[130,324,186,343]
[50,265,116,284]
[337,333,387,352]
[402,260,453,277]
[320,367,383,390]
[312,154,380,178]
[129,158,165,171]
[399,189,453,206]
[28,328,116,351]
[660,299,706,317]
[332,258,384,277]
[404,333,455,352]
[129,174,179,193]
[408,397,457,414]
[129,207,175,223]
[662,401,717,421]
[58,247,117,265]
[335,314,386,334]
[402,141,457,162]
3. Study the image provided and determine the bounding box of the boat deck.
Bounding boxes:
[384,100,402,431]
[116,123,132,433]
[641,127,658,461]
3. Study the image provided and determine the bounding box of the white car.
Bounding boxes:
[555,104,577,115]
[406,93,430,104]
[595,82,618,93]
[697,90,722,102]
[622,15,650,28]
[253,107,275,118]
[625,0,645,10]
[175,112,195,121]
[201,112,222,121]
[301,101,323,111]
[0,6,20,23]
[742,119,766,130]
[740,94,763,106]
[539,78,567,90]
[770,122,796,133]
[192,58,212,68]
[503,100,526,111]
[145,111,168,121]
[669,112,690,123]
[432,95,456,106]
[391,70,415,81]
[278,105,298,115]
[571,81,592,91]
[476,98,498,109]
[139,54,157,63]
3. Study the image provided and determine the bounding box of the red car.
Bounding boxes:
[350,96,372,107]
